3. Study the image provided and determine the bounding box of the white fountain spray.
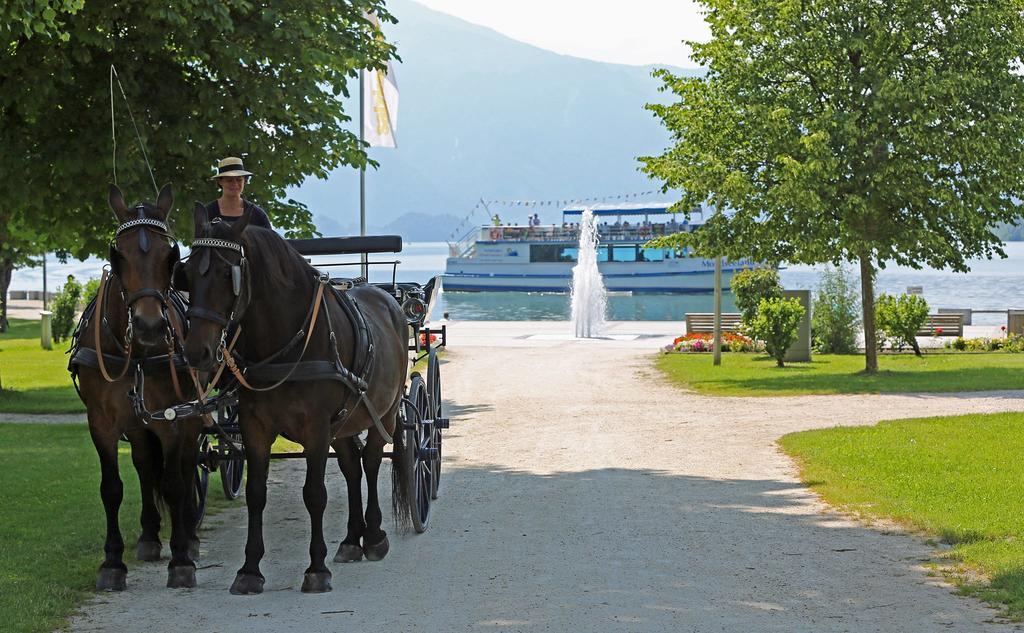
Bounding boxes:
[570,207,608,338]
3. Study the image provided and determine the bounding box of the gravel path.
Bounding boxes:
[67,329,1024,632]
[0,413,85,425]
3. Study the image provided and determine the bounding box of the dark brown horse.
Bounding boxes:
[183,205,410,594]
[69,184,202,590]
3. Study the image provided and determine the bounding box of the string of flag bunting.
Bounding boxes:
[447,190,664,242]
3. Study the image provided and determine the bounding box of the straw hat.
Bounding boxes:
[210,156,253,179]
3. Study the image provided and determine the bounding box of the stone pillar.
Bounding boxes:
[40,310,53,350]
[783,289,811,362]
[1009,310,1024,335]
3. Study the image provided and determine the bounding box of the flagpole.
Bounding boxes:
[359,68,369,279]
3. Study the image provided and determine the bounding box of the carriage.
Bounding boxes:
[133,234,450,535]
[71,187,447,592]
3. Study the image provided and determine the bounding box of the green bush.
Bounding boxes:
[875,293,929,356]
[812,266,860,354]
[83,277,102,305]
[747,296,805,367]
[730,267,782,325]
[51,275,82,343]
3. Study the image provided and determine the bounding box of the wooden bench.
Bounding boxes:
[916,314,964,337]
[685,312,743,334]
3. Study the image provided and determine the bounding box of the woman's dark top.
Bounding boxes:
[205,199,272,229]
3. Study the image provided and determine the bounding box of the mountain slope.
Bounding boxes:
[297,0,699,239]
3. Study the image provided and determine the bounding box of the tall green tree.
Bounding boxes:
[641,0,1024,373]
[0,0,396,330]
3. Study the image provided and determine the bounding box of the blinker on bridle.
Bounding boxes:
[109,206,178,307]
[186,237,248,328]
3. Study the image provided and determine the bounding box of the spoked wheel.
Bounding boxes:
[426,347,444,500]
[194,436,211,530]
[219,432,245,500]
[400,373,437,533]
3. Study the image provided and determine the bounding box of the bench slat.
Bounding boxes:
[685,312,743,334]
[916,314,963,337]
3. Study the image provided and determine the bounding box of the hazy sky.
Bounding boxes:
[411,0,709,68]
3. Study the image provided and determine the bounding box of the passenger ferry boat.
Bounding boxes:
[442,202,758,293]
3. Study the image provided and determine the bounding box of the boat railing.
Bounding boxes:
[449,226,480,258]
[475,223,687,244]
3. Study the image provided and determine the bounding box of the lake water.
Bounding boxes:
[12,242,1024,324]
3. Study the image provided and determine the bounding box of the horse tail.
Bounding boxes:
[390,399,413,532]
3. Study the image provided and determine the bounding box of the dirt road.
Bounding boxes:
[67,323,1024,632]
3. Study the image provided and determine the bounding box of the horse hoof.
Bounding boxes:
[167,565,197,589]
[301,571,332,593]
[136,540,162,561]
[333,543,363,563]
[188,539,201,562]
[96,567,127,591]
[229,572,265,595]
[362,535,389,562]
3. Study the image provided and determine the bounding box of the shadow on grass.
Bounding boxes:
[705,366,1024,395]
[0,385,84,414]
[0,318,40,340]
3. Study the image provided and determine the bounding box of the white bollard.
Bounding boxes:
[40,310,53,350]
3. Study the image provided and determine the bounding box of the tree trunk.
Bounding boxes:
[0,257,11,333]
[859,253,878,373]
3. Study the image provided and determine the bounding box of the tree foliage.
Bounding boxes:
[0,0,397,329]
[641,0,1024,372]
[876,293,929,356]
[729,267,781,325]
[812,266,861,354]
[747,296,805,367]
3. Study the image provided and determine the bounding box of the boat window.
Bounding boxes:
[639,248,664,262]
[611,245,638,262]
[530,244,581,263]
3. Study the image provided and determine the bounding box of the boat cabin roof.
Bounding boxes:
[560,201,708,220]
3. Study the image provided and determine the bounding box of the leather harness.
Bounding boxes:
[187,238,390,444]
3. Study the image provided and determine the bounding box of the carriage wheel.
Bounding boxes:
[401,373,436,533]
[194,436,211,530]
[219,432,245,500]
[426,347,443,500]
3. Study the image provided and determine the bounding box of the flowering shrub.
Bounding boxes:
[944,333,1024,353]
[663,332,763,353]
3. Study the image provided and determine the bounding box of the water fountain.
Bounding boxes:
[570,207,608,337]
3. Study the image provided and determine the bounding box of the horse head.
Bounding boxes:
[107,183,180,349]
[183,203,251,371]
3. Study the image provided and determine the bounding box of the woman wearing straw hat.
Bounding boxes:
[206,156,272,229]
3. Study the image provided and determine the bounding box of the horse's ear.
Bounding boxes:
[230,206,252,239]
[193,202,209,239]
[108,184,130,221]
[156,183,173,220]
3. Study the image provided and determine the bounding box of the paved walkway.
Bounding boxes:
[66,321,1024,632]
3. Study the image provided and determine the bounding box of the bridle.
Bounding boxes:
[94,209,184,388]
[185,235,250,330]
[109,211,180,309]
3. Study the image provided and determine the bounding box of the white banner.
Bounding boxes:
[361,12,399,148]
[362,65,399,147]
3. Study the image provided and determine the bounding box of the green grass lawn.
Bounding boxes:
[0,423,239,633]
[780,412,1024,618]
[0,319,84,414]
[656,351,1024,396]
